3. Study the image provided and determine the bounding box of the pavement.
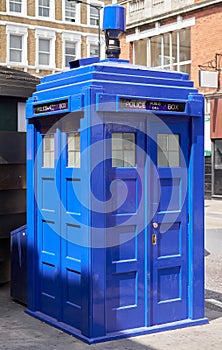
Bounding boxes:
[0,199,222,350]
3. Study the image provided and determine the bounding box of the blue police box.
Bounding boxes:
[26,5,208,344]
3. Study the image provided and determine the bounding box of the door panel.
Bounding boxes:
[149,119,189,325]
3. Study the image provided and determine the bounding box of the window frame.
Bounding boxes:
[67,132,81,168]
[6,0,27,16]
[87,0,103,27]
[6,25,28,67]
[35,29,56,71]
[62,32,81,70]
[132,22,192,75]
[42,134,55,169]
[63,0,80,24]
[87,34,105,59]
[36,0,55,20]
[112,132,136,168]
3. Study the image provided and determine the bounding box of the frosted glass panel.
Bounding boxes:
[112,133,136,167]
[67,132,80,168]
[158,134,180,167]
[43,134,54,168]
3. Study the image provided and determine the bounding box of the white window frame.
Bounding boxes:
[62,32,81,70]
[62,0,80,24]
[87,34,105,59]
[35,29,56,71]
[87,0,103,27]
[17,102,26,132]
[6,25,28,67]
[36,0,55,20]
[6,0,27,16]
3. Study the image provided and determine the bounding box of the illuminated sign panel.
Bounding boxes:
[34,100,68,114]
[120,98,186,112]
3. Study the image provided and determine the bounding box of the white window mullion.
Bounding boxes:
[161,35,164,68]
[177,31,180,71]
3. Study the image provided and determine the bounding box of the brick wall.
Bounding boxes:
[191,5,222,90]
[27,0,35,17]
[28,29,36,67]
[56,33,63,69]
[0,26,6,63]
[55,0,62,21]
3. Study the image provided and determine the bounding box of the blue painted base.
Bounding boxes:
[25,309,208,344]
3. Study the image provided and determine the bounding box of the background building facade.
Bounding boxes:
[0,0,110,77]
[119,0,222,198]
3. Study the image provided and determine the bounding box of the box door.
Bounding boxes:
[36,125,60,319]
[60,129,82,329]
[35,117,82,328]
[149,118,189,325]
[105,124,145,333]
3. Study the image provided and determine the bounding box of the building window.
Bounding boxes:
[133,27,191,75]
[6,25,28,66]
[9,35,22,63]
[36,29,55,70]
[129,0,145,13]
[67,132,80,168]
[38,0,54,18]
[65,0,76,22]
[62,33,81,69]
[89,3,99,26]
[112,133,136,168]
[39,38,50,65]
[9,0,22,13]
[158,134,180,167]
[90,44,98,57]
[213,139,222,195]
[65,41,77,67]
[134,39,147,66]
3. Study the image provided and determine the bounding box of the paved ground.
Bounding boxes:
[0,199,222,350]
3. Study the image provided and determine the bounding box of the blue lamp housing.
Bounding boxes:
[102,5,126,58]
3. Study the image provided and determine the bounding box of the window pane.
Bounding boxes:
[163,33,170,66]
[65,41,76,67]
[39,53,49,65]
[10,35,22,63]
[67,132,80,168]
[65,0,76,22]
[134,39,147,66]
[39,0,50,17]
[179,28,190,62]
[10,0,22,12]
[179,64,191,75]
[10,35,22,49]
[90,5,99,25]
[172,31,178,64]
[39,38,50,51]
[214,140,222,169]
[150,35,162,67]
[39,39,50,65]
[158,134,180,167]
[112,133,136,167]
[43,134,54,168]
[10,50,22,62]
[90,44,98,57]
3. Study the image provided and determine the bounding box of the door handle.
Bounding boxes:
[152,222,158,229]
[152,233,157,245]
